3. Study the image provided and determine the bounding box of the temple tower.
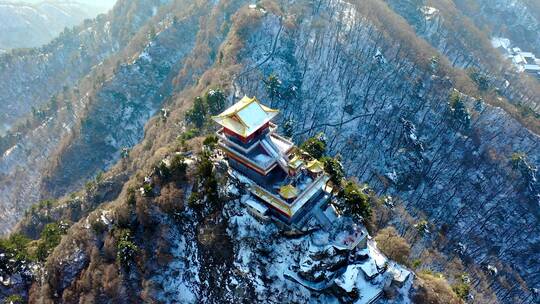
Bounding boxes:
[213,96,330,224]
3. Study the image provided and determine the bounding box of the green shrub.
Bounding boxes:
[126,187,136,206]
[142,184,153,197]
[415,220,429,236]
[452,281,471,300]
[38,199,54,209]
[339,180,372,220]
[196,150,214,179]
[121,147,130,159]
[180,128,198,141]
[28,199,55,215]
[203,135,218,150]
[321,156,345,191]
[264,73,282,101]
[116,229,138,268]
[156,161,171,180]
[448,91,471,130]
[205,88,226,115]
[190,151,219,211]
[301,133,327,159]
[186,96,207,128]
[510,152,526,169]
[198,152,219,204]
[170,155,187,180]
[91,218,108,235]
[451,273,471,300]
[85,181,96,192]
[3,295,24,304]
[188,192,200,209]
[283,119,294,138]
[0,234,32,261]
[185,87,227,128]
[468,68,490,91]
[95,171,104,183]
[35,222,68,262]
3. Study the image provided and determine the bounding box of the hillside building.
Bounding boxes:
[492,37,540,79]
[213,96,331,225]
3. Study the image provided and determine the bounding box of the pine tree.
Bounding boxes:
[186,96,207,128]
[449,92,471,130]
[283,119,294,138]
[339,180,372,220]
[205,88,226,115]
[301,133,327,159]
[322,156,345,192]
[264,73,282,105]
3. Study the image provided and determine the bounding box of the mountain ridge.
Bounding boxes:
[0,0,539,303]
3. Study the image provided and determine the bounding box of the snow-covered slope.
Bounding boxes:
[231,2,540,302]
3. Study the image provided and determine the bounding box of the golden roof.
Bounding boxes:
[306,159,324,173]
[279,184,299,200]
[288,154,304,170]
[212,96,279,138]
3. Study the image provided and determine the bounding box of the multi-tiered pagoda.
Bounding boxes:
[213,96,330,224]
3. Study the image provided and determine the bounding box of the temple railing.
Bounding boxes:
[250,174,330,218]
[250,184,293,217]
[216,129,260,154]
[219,142,277,175]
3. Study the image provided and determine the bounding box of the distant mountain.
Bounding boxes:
[0,1,112,50]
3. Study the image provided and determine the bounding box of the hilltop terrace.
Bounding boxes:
[213,96,331,225]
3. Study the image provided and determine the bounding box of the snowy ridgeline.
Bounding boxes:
[0,1,109,50]
[0,7,200,234]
